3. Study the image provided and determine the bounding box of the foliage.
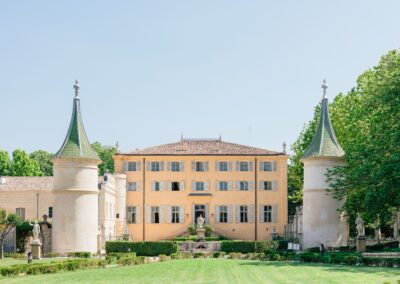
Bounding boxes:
[0,150,11,176]
[91,142,116,176]
[170,252,192,259]
[10,149,43,176]
[0,210,20,259]
[187,226,196,235]
[212,251,226,258]
[173,236,226,242]
[105,241,178,256]
[66,252,92,258]
[29,150,54,176]
[16,221,32,253]
[203,225,213,237]
[221,240,279,254]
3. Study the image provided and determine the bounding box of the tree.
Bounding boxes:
[0,209,20,259]
[91,142,116,176]
[30,150,54,176]
[0,150,11,176]
[10,149,43,176]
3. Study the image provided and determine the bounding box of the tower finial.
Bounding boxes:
[73,80,80,98]
[282,141,287,153]
[115,141,120,153]
[321,79,328,99]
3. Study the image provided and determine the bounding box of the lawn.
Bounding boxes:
[1,258,400,284]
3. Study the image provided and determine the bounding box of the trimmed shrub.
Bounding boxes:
[255,241,279,253]
[212,252,226,258]
[362,257,400,267]
[221,241,256,254]
[298,252,323,263]
[106,241,178,256]
[343,255,361,265]
[67,251,91,258]
[306,247,320,253]
[188,226,197,235]
[159,254,171,262]
[135,256,146,265]
[171,252,192,259]
[105,255,117,264]
[367,241,399,251]
[277,240,288,250]
[117,255,137,266]
[46,252,61,258]
[3,253,26,259]
[228,252,242,259]
[204,225,213,237]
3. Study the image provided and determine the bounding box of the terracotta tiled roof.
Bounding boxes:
[120,139,283,156]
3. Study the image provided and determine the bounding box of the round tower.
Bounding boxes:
[52,81,101,254]
[301,80,347,249]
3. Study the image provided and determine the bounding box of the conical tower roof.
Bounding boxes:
[302,80,345,160]
[55,81,100,160]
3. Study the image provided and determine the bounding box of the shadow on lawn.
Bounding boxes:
[238,261,400,276]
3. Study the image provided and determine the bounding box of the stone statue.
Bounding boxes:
[30,221,41,243]
[197,215,205,229]
[355,213,365,237]
[374,218,381,241]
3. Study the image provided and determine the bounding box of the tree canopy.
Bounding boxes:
[10,149,43,176]
[91,142,116,176]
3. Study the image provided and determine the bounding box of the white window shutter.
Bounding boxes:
[259,205,264,223]
[159,206,165,224]
[166,206,171,224]
[137,181,141,192]
[167,162,171,171]
[205,162,209,171]
[272,180,278,191]
[192,181,196,191]
[235,161,240,171]
[215,180,219,191]
[136,206,141,224]
[123,162,128,172]
[235,205,240,223]
[272,204,278,223]
[259,180,263,191]
[191,161,196,171]
[146,206,151,224]
[249,161,254,171]
[235,180,240,191]
[147,162,151,171]
[228,161,233,172]
[249,181,255,191]
[160,181,165,191]
[215,161,219,172]
[179,206,185,224]
[228,181,233,191]
[180,161,185,171]
[137,162,141,171]
[272,161,277,171]
[228,205,233,223]
[204,181,209,191]
[160,162,165,171]
[167,181,172,191]
[151,182,156,191]
[259,161,263,171]
[249,205,254,223]
[180,181,185,191]
[215,205,220,223]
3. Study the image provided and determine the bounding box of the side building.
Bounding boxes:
[113,138,288,241]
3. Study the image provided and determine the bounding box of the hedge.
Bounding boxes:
[67,252,92,258]
[0,259,107,277]
[220,241,279,254]
[105,241,178,256]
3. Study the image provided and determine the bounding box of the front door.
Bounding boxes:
[194,204,206,224]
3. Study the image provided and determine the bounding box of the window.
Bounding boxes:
[263,181,272,191]
[240,181,249,191]
[261,161,276,171]
[151,207,160,223]
[171,206,180,223]
[219,181,228,191]
[172,182,180,191]
[240,206,248,223]
[219,206,228,223]
[15,208,25,221]
[239,161,249,171]
[151,162,160,171]
[196,162,204,172]
[263,205,272,223]
[128,182,137,191]
[128,162,137,171]
[127,207,136,224]
[48,207,53,218]
[219,162,228,171]
[195,182,205,191]
[171,162,180,172]
[154,182,160,191]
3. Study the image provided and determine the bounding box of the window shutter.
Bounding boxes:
[146,206,151,224]
[228,161,233,172]
[215,181,219,191]
[159,206,165,224]
[272,180,278,191]
[228,205,233,223]
[272,161,277,171]
[205,162,209,171]
[160,181,165,191]
[180,181,185,191]
[204,181,209,191]
[249,205,254,223]
[137,181,141,192]
[235,205,240,223]
[151,182,156,191]
[215,161,219,172]
[259,180,264,191]
[167,162,171,171]
[136,206,141,224]
[180,161,185,172]
[137,162,141,171]
[179,206,185,224]
[215,205,220,223]
[166,206,171,224]
[235,161,240,171]
[259,205,264,223]
[191,161,196,171]
[228,181,233,191]
[160,162,165,171]
[249,181,255,191]
[166,181,172,191]
[192,204,195,224]
[205,204,209,224]
[259,161,263,171]
[235,180,240,191]
[272,204,278,223]
[192,181,196,191]
[147,162,151,171]
[249,161,254,171]
[123,162,128,172]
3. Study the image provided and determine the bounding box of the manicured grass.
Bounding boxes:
[1,259,400,284]
[0,258,54,267]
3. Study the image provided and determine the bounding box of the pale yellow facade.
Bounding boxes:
[114,153,288,241]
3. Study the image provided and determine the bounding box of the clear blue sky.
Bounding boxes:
[1,1,399,154]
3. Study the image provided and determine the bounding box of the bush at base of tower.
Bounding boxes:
[105,241,178,256]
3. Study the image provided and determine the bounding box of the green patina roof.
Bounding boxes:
[55,96,99,160]
[302,97,345,159]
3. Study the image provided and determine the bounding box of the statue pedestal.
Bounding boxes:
[196,228,206,242]
[31,242,42,259]
[356,236,366,252]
